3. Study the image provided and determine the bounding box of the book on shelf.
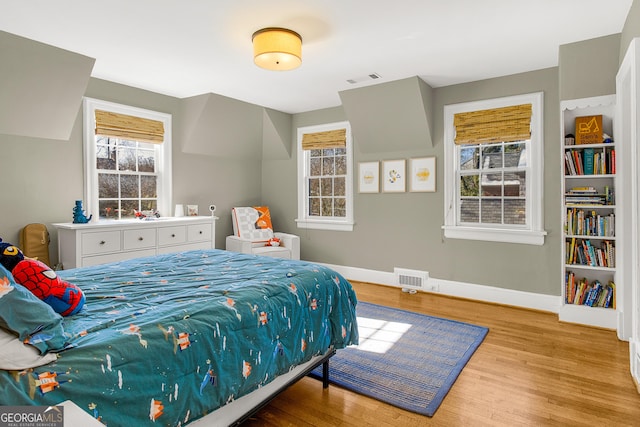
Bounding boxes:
[564,146,615,175]
[611,149,616,174]
[583,148,594,175]
[565,272,615,308]
[564,186,612,206]
[566,237,615,268]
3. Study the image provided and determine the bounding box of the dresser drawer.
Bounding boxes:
[187,223,212,242]
[158,226,186,246]
[123,228,157,250]
[82,230,121,255]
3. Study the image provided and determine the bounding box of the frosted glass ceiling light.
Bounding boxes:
[252,27,302,71]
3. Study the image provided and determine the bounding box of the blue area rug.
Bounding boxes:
[313,301,488,416]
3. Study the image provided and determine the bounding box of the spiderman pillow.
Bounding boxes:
[0,238,85,316]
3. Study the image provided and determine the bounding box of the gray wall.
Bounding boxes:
[621,0,640,62]
[263,33,624,297]
[0,16,635,300]
[263,68,561,296]
[0,75,264,260]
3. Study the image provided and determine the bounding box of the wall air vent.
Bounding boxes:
[346,73,381,84]
[394,267,429,292]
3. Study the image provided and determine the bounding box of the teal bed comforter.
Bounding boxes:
[0,249,359,426]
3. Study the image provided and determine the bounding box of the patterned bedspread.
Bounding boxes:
[0,249,359,426]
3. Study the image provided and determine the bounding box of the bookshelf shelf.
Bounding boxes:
[566,235,616,241]
[560,95,617,329]
[565,264,615,271]
[565,174,615,179]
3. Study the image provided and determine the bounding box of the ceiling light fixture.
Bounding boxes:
[252,27,302,71]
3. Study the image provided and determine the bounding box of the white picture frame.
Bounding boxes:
[382,159,406,193]
[409,157,436,192]
[358,161,380,193]
[187,205,199,216]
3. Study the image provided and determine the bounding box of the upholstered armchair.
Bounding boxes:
[225,206,300,260]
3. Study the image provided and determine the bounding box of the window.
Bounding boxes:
[296,121,354,231]
[443,92,546,245]
[83,98,172,221]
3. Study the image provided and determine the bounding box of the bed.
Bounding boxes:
[0,248,359,426]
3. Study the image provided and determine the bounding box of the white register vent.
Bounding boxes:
[394,267,429,291]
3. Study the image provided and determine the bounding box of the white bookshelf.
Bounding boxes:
[559,95,618,329]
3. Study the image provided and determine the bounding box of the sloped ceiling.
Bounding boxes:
[339,76,434,152]
[0,31,94,140]
[179,92,263,158]
[262,108,293,160]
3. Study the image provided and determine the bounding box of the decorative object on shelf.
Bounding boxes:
[382,159,406,193]
[174,204,184,217]
[409,157,436,192]
[358,161,379,193]
[252,27,302,71]
[187,205,198,216]
[72,200,92,224]
[575,115,603,144]
[134,209,160,220]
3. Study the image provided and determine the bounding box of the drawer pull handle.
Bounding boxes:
[171,234,176,238]
[138,237,144,241]
[100,240,106,245]
[199,230,203,235]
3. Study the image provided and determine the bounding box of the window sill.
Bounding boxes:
[442,225,547,245]
[295,218,354,232]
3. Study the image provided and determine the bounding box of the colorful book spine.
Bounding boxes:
[583,148,594,175]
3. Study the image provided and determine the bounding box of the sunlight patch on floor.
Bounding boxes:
[352,316,412,354]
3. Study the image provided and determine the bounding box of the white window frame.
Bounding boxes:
[82,97,172,221]
[296,121,354,231]
[442,92,546,245]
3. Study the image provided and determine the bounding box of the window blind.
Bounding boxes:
[453,104,532,145]
[301,128,346,150]
[95,110,165,144]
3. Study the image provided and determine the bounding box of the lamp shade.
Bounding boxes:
[252,27,302,71]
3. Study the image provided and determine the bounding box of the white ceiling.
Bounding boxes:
[1,0,633,114]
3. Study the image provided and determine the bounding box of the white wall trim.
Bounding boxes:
[320,262,561,314]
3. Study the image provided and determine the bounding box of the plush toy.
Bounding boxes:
[0,238,85,316]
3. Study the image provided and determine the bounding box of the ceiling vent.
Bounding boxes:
[346,73,381,84]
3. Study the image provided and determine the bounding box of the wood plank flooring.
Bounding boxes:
[241,281,640,427]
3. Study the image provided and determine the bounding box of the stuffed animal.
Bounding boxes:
[0,238,85,316]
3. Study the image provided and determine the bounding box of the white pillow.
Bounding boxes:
[0,328,57,370]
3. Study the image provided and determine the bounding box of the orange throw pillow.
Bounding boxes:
[253,206,273,230]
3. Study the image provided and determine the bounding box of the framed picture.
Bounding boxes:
[187,205,199,216]
[409,157,436,192]
[382,159,406,193]
[358,161,379,193]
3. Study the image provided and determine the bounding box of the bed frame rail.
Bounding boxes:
[229,348,335,426]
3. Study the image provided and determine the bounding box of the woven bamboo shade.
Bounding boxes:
[95,110,165,144]
[454,104,532,145]
[301,128,347,150]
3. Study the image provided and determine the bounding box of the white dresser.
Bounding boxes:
[53,216,217,269]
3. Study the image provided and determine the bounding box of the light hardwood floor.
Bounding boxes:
[242,281,640,427]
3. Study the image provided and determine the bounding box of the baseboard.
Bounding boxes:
[321,263,561,314]
[630,340,640,394]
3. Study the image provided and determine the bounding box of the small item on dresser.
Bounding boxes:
[175,204,184,217]
[72,200,92,224]
[187,205,199,216]
[134,209,160,220]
